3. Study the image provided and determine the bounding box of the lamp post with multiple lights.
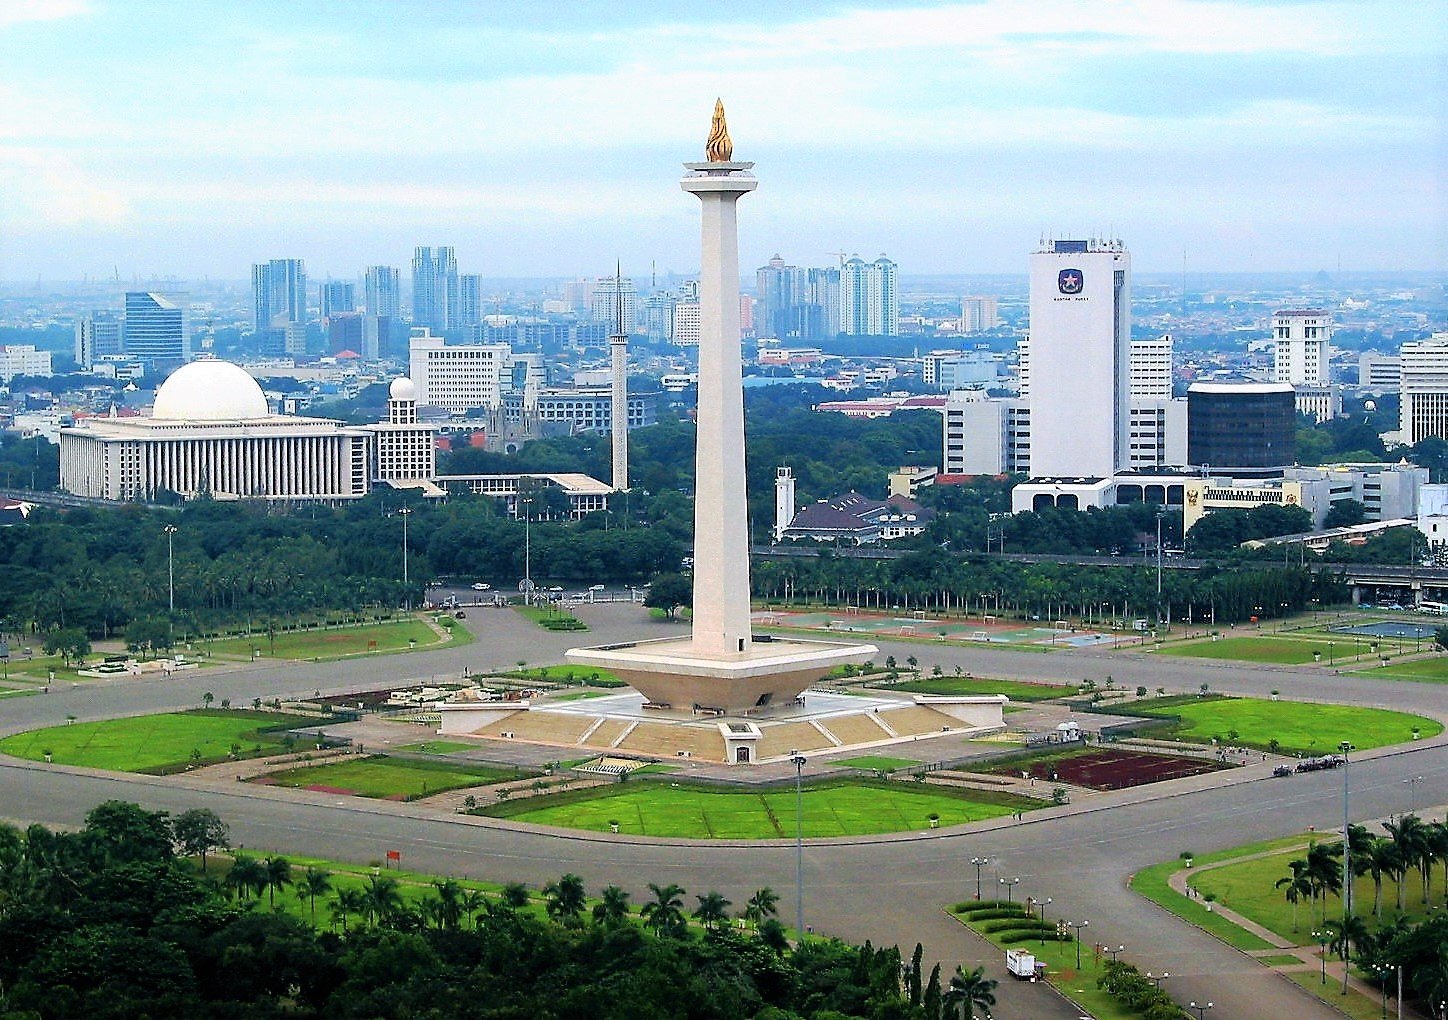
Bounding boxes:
[397,507,412,609]
[1188,1002,1213,1020]
[971,857,989,901]
[791,750,807,937]
[163,524,177,613]
[1067,920,1088,970]
[999,876,1020,904]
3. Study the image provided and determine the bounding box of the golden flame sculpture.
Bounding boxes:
[705,98,733,162]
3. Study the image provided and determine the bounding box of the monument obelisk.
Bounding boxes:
[567,101,873,716]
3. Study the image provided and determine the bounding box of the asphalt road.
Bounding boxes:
[2,604,1445,1020]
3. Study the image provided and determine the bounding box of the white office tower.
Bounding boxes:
[1026,238,1131,478]
[1400,333,1448,444]
[774,466,796,540]
[362,377,437,485]
[408,328,512,414]
[590,275,636,330]
[74,311,123,367]
[840,255,899,336]
[1129,335,1173,398]
[960,296,1000,332]
[1273,308,1337,422]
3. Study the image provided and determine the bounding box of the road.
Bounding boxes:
[1,603,1445,1020]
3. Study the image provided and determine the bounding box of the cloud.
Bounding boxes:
[0,0,87,29]
[0,145,130,227]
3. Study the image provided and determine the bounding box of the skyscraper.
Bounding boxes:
[318,280,355,321]
[755,256,840,339]
[458,274,485,327]
[839,254,898,336]
[960,296,1000,332]
[252,258,308,356]
[1025,238,1131,478]
[1399,333,1448,445]
[412,246,458,331]
[590,275,636,332]
[74,311,123,367]
[364,266,401,318]
[123,292,191,366]
[1273,308,1337,422]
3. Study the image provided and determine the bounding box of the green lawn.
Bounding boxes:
[1187,846,1437,943]
[0,709,315,772]
[393,740,480,755]
[551,691,607,701]
[208,619,457,661]
[521,664,621,684]
[1128,835,1311,953]
[486,780,1034,838]
[833,755,920,770]
[1130,695,1440,753]
[888,676,1074,701]
[1164,635,1369,665]
[512,605,588,632]
[259,755,523,800]
[1354,655,1448,683]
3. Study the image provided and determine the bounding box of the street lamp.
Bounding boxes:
[1146,972,1170,989]
[397,507,412,608]
[791,750,807,938]
[1106,944,1124,963]
[1370,964,1391,1019]
[1067,919,1088,970]
[1340,741,1353,938]
[971,857,989,901]
[1404,775,1423,817]
[1188,1002,1213,1020]
[999,876,1020,904]
[163,524,178,613]
[1313,929,1331,984]
[1035,896,1052,944]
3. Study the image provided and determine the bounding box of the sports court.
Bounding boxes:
[752,609,1126,647]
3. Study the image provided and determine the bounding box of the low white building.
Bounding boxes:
[0,345,53,382]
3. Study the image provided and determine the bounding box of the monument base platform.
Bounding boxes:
[564,634,876,714]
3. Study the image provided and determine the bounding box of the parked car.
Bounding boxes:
[1272,765,1293,778]
[471,582,491,591]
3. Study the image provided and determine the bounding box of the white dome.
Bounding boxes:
[152,361,269,421]
[389,377,417,401]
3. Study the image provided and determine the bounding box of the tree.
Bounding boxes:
[743,886,780,928]
[500,881,531,910]
[943,965,997,1020]
[641,882,687,936]
[42,626,90,666]
[1323,499,1368,529]
[592,884,631,926]
[171,807,228,871]
[1275,859,1314,931]
[431,878,464,930]
[296,868,332,923]
[331,886,366,933]
[263,855,293,908]
[83,800,173,865]
[644,572,692,619]
[364,874,403,926]
[693,890,732,931]
[226,854,267,901]
[543,873,586,925]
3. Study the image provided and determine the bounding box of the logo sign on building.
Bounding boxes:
[1058,270,1084,295]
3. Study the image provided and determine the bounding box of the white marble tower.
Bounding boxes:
[609,267,629,491]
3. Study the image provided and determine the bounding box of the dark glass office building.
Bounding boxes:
[1187,382,1296,475]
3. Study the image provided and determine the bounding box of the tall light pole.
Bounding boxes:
[1313,929,1330,984]
[397,507,412,609]
[163,524,177,613]
[791,750,807,937]
[1188,1002,1213,1020]
[1341,740,1353,954]
[1036,896,1052,944]
[999,876,1020,904]
[1106,944,1124,963]
[1067,919,1088,970]
[521,493,534,605]
[971,857,989,901]
[1156,512,1164,627]
[1404,775,1423,816]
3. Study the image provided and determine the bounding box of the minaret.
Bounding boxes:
[680,98,757,658]
[609,261,629,491]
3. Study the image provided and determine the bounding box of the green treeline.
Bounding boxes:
[0,801,951,1020]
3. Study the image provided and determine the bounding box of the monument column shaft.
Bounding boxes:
[610,338,628,490]
[688,182,753,657]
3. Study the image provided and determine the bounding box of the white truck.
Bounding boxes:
[1006,949,1041,980]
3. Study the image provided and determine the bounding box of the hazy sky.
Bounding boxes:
[1,0,1442,281]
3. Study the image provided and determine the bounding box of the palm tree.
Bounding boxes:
[592,884,631,926]
[365,874,403,926]
[460,888,488,930]
[759,918,790,954]
[431,878,464,930]
[641,882,687,937]
[262,855,292,908]
[330,887,366,933]
[295,867,332,923]
[1326,913,1371,976]
[1384,816,1426,911]
[1364,837,1398,918]
[1305,841,1343,923]
[1275,859,1314,932]
[1427,821,1448,907]
[693,890,732,931]
[500,881,531,910]
[943,965,998,1020]
[743,887,780,928]
[225,854,266,901]
[543,873,587,926]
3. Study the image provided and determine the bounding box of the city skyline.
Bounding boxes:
[0,0,1442,280]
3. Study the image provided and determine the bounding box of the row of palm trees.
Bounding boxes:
[1277,813,1448,931]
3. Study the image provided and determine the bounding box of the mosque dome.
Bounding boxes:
[152,361,269,421]
[389,377,417,402]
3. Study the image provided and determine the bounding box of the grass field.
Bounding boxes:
[208,618,455,661]
[258,755,521,800]
[484,780,1034,838]
[1163,635,1371,665]
[833,755,920,770]
[888,675,1074,701]
[1187,845,1436,942]
[393,740,480,755]
[520,664,621,685]
[512,604,588,632]
[0,709,315,772]
[1129,695,1440,753]
[1354,655,1448,683]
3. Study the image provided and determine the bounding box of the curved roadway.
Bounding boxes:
[2,605,1444,1020]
